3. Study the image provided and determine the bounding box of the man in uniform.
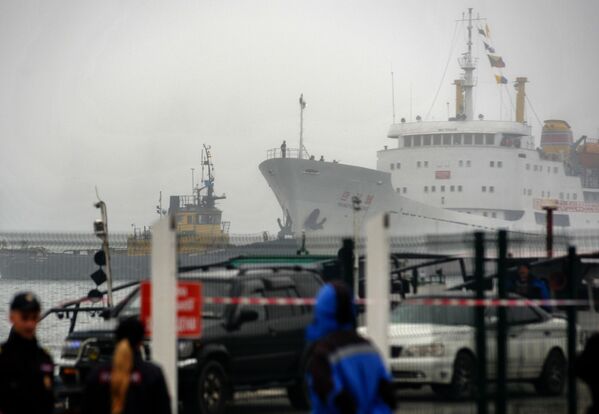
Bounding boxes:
[0,292,54,414]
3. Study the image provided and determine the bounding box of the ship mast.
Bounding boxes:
[457,8,484,121]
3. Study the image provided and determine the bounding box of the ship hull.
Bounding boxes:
[259,158,535,237]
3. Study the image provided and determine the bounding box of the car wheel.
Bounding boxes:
[197,360,230,414]
[535,349,566,396]
[287,353,312,410]
[432,351,477,400]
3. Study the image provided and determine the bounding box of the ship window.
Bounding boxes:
[490,186,495,193]
[443,135,451,145]
[553,166,558,173]
[482,186,487,192]
[492,212,497,218]
[559,192,564,200]
[417,161,421,168]
[533,165,538,171]
[431,186,436,192]
[548,191,551,197]
[390,163,395,170]
[566,193,570,200]
[466,160,471,167]
[458,185,463,192]
[424,186,428,193]
[483,212,488,217]
[542,191,545,197]
[490,161,495,167]
[441,196,445,205]
[573,193,577,200]
[526,164,530,170]
[403,187,407,194]
[464,134,473,145]
[450,185,455,192]
[423,135,431,145]
[498,161,503,168]
[459,160,463,167]
[187,215,193,224]
[523,189,527,195]
[424,161,429,167]
[434,135,442,145]
[396,188,400,193]
[485,134,495,145]
[475,134,484,145]
[396,162,401,169]
[404,136,412,147]
[414,136,422,146]
[441,185,445,192]
[528,189,532,196]
[453,134,462,145]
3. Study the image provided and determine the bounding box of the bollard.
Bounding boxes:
[496,230,508,414]
[474,232,487,414]
[338,238,355,294]
[566,246,578,414]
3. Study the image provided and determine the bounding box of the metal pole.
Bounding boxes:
[474,232,487,414]
[366,213,390,366]
[151,214,178,414]
[566,246,578,414]
[496,230,508,414]
[299,94,304,159]
[544,206,554,258]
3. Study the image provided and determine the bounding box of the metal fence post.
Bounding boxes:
[496,230,507,414]
[151,215,178,414]
[338,238,355,293]
[474,232,488,414]
[567,246,578,414]
[366,213,390,366]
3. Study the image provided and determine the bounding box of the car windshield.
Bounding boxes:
[120,280,232,319]
[390,303,475,326]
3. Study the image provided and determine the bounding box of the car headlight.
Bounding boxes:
[403,343,445,357]
[61,340,82,358]
[178,341,194,359]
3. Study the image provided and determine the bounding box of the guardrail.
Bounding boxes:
[266,147,311,160]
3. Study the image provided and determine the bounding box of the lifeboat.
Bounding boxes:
[541,119,572,155]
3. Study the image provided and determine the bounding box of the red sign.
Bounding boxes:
[435,170,451,179]
[140,281,203,338]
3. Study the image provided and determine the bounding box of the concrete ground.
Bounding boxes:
[227,383,592,414]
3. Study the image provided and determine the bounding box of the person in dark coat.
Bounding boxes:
[83,318,171,414]
[305,281,396,414]
[0,292,54,414]
[577,333,599,414]
[508,264,551,311]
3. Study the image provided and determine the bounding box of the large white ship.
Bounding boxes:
[260,9,599,238]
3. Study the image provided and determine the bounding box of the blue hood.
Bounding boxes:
[306,283,355,342]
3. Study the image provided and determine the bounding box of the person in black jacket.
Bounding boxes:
[577,333,599,414]
[83,318,171,414]
[0,292,54,414]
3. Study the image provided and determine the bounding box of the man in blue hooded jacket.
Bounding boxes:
[306,281,396,414]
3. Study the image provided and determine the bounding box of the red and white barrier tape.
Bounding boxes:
[202,296,588,307]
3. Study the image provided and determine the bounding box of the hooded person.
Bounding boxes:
[306,281,396,414]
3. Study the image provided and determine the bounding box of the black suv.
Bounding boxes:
[57,266,323,414]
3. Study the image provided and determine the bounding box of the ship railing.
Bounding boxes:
[266,147,311,160]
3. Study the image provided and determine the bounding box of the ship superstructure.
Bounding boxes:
[260,9,599,238]
[128,144,230,255]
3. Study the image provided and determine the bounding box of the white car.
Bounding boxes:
[372,293,581,399]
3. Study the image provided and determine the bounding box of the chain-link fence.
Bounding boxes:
[1,230,598,413]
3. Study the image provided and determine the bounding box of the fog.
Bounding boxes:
[1,0,598,234]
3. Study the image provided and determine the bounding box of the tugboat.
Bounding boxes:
[127,144,230,255]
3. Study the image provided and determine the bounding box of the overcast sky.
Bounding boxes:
[1,0,598,234]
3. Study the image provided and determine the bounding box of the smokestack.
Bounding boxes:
[515,77,528,123]
[454,80,464,118]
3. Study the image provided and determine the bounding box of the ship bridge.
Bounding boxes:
[387,120,533,150]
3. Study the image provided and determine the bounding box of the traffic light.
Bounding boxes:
[90,249,107,286]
